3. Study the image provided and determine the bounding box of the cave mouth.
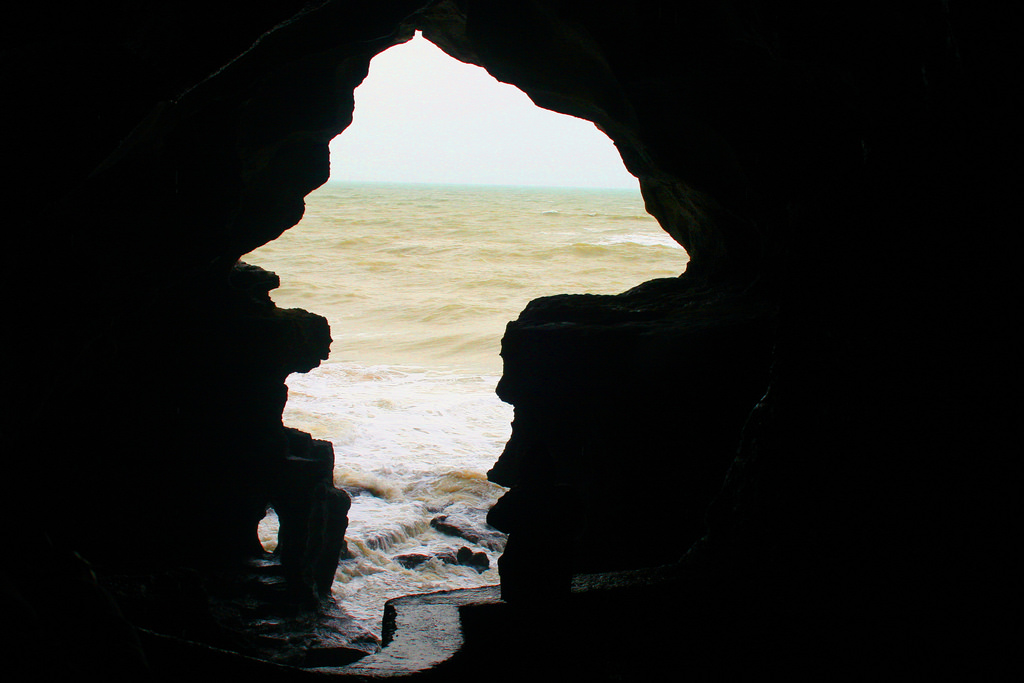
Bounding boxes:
[10,2,1003,679]
[242,32,689,635]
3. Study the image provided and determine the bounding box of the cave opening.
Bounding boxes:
[246,31,689,635]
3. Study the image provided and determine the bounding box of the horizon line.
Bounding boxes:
[320,178,642,192]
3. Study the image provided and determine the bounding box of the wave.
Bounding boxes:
[605,213,654,221]
[335,467,405,500]
[348,517,432,553]
[403,469,506,505]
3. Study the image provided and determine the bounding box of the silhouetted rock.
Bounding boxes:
[456,546,490,573]
[393,547,489,574]
[393,553,430,569]
[273,429,351,598]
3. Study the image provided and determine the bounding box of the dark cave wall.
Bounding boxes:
[5,0,429,566]
[1,0,1018,676]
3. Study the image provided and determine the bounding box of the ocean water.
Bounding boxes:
[244,181,688,635]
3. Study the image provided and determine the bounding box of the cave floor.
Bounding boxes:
[130,562,687,681]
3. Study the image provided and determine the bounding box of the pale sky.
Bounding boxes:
[328,32,638,190]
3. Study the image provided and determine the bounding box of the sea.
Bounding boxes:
[244,181,688,636]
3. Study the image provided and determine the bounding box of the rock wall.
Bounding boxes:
[488,279,775,589]
[1,0,1018,678]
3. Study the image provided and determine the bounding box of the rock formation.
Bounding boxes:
[2,1,1018,679]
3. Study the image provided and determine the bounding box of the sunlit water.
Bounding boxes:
[245,181,688,635]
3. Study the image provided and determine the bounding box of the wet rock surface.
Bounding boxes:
[393,547,490,573]
[429,503,507,552]
[102,555,380,671]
